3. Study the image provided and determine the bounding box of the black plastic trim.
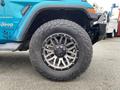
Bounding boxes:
[98,24,106,40]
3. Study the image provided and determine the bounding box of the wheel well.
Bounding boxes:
[19,9,91,50]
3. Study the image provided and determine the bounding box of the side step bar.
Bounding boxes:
[0,43,21,51]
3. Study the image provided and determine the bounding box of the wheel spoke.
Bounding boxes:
[47,55,57,62]
[66,42,74,47]
[65,54,75,60]
[44,48,54,53]
[53,56,57,66]
[57,58,66,67]
[67,50,76,56]
[59,36,63,44]
[45,52,54,58]
[50,39,55,46]
[53,37,59,44]
[60,58,66,67]
[64,37,67,45]
[45,44,54,49]
[57,58,61,67]
[68,45,76,51]
[64,56,70,65]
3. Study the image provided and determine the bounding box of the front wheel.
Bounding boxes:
[29,19,93,81]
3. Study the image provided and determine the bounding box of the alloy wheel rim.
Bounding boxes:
[42,33,79,70]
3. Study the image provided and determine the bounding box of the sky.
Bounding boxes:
[88,0,120,11]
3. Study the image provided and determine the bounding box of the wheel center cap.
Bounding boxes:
[54,45,66,57]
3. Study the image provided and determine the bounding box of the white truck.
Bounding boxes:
[106,4,119,37]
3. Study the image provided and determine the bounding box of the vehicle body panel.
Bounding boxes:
[106,19,118,33]
[0,0,93,43]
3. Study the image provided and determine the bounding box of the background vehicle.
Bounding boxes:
[0,0,107,81]
[106,4,119,37]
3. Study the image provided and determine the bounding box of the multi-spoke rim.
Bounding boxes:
[42,33,79,70]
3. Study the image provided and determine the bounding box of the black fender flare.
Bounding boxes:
[21,5,96,41]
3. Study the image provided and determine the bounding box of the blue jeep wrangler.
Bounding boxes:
[0,0,107,81]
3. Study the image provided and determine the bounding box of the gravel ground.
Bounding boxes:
[0,38,120,90]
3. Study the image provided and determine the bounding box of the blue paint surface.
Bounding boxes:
[0,0,93,43]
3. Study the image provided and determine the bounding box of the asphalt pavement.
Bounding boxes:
[0,38,120,90]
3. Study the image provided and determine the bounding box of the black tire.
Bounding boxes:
[107,33,113,38]
[114,30,117,37]
[107,30,116,38]
[29,19,93,81]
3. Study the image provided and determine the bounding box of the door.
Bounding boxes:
[0,0,23,42]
